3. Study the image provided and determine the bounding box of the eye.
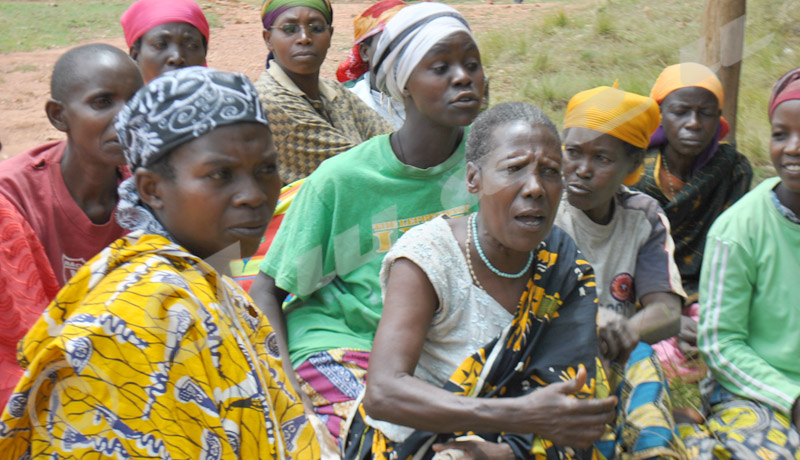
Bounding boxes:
[150,40,167,50]
[279,24,300,34]
[544,165,562,176]
[185,40,201,51]
[507,164,522,173]
[90,96,113,110]
[431,63,448,74]
[256,162,278,177]
[309,23,329,34]
[208,169,232,181]
[563,147,579,159]
[771,129,787,140]
[465,60,481,72]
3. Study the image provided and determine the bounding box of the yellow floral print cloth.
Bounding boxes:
[0,232,320,460]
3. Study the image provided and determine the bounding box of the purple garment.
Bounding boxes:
[648,123,722,176]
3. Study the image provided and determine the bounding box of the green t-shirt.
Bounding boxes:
[698,177,800,414]
[261,132,477,367]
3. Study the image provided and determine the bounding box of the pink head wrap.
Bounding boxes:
[769,68,800,121]
[121,0,210,49]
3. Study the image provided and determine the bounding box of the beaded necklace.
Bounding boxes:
[469,213,533,279]
[661,154,680,200]
[465,214,484,290]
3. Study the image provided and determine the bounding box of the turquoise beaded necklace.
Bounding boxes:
[470,213,534,279]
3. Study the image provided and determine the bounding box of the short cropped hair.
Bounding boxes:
[50,44,133,102]
[466,102,560,165]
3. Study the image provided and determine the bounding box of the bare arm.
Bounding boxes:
[629,291,682,344]
[250,272,308,406]
[364,259,616,448]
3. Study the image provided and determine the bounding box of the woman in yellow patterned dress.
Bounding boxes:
[0,67,322,460]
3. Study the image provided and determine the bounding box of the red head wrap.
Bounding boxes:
[121,0,210,49]
[336,0,407,83]
[769,68,800,121]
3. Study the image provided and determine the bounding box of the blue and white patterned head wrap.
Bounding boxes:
[372,2,473,102]
[115,66,269,236]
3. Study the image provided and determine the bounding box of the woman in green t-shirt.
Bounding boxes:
[251,1,486,446]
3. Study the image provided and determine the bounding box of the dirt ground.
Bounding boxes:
[0,1,556,161]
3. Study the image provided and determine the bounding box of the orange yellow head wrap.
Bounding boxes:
[649,62,723,108]
[564,84,660,185]
[564,84,661,149]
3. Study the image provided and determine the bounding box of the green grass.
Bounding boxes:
[0,1,220,54]
[479,0,800,185]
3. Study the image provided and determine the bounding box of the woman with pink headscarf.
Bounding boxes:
[120,0,210,83]
[680,68,800,458]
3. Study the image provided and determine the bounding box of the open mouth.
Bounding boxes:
[784,164,800,173]
[567,183,591,195]
[515,211,547,227]
[451,93,479,107]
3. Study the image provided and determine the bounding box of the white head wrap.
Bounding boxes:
[373,2,474,102]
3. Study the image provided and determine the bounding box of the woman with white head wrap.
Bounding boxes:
[250,0,486,449]
[372,1,476,102]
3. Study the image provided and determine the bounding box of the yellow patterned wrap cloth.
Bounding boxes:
[0,232,320,460]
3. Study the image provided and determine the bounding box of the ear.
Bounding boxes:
[465,161,482,195]
[358,41,370,63]
[263,28,274,51]
[129,45,140,62]
[45,99,68,133]
[135,168,166,211]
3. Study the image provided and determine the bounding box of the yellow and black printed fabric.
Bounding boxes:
[344,226,607,460]
[0,232,319,460]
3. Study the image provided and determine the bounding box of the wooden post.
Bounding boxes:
[701,0,746,142]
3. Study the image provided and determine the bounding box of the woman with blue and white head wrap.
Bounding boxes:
[0,66,327,460]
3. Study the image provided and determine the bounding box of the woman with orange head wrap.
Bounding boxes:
[555,84,688,459]
[630,63,753,383]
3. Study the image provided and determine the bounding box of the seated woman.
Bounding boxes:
[555,84,687,458]
[680,68,800,458]
[337,0,408,129]
[359,102,617,460]
[630,63,753,379]
[256,0,393,184]
[250,2,485,445]
[0,67,322,459]
[120,0,210,83]
[0,44,143,408]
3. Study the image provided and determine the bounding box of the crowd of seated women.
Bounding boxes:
[0,0,797,458]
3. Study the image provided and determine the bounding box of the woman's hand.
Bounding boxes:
[677,315,699,359]
[597,307,639,363]
[432,440,515,460]
[514,366,617,448]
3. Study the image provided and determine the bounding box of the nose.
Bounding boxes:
[296,26,312,44]
[786,133,800,155]
[451,63,472,87]
[574,157,592,178]
[685,110,701,129]
[521,171,545,198]
[233,174,270,208]
[166,45,185,67]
